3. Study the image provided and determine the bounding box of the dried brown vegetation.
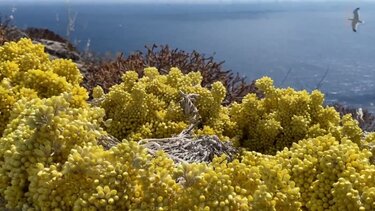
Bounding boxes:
[0,16,12,45]
[83,44,259,104]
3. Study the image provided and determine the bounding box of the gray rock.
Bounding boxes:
[34,39,81,61]
[3,26,28,41]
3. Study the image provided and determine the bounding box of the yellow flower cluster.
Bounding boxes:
[0,85,16,134]
[0,39,87,135]
[0,94,106,209]
[363,133,375,164]
[24,139,181,210]
[277,135,375,210]
[103,67,349,152]
[229,76,363,154]
[3,128,374,210]
[50,59,83,85]
[27,142,139,210]
[173,153,301,210]
[99,67,231,141]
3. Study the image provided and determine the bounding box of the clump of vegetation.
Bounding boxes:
[0,16,12,45]
[96,67,232,142]
[0,38,87,135]
[84,45,259,105]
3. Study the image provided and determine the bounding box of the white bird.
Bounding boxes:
[349,8,364,32]
[356,108,364,122]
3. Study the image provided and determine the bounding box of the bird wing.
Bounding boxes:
[352,20,359,32]
[353,8,360,20]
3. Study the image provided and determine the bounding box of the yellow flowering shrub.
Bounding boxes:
[173,153,302,211]
[229,76,363,154]
[3,128,374,210]
[0,38,49,76]
[0,85,16,135]
[27,141,145,210]
[50,59,83,84]
[0,39,88,135]
[277,135,375,210]
[0,94,106,209]
[98,67,232,141]
[363,132,375,164]
[0,74,38,136]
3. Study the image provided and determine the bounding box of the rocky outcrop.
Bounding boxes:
[33,39,81,61]
[24,27,76,51]
[2,26,28,41]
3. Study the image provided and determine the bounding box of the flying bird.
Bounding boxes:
[349,8,364,32]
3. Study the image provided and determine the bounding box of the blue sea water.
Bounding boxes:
[1,1,375,112]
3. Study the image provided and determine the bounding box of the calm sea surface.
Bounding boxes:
[1,1,375,112]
